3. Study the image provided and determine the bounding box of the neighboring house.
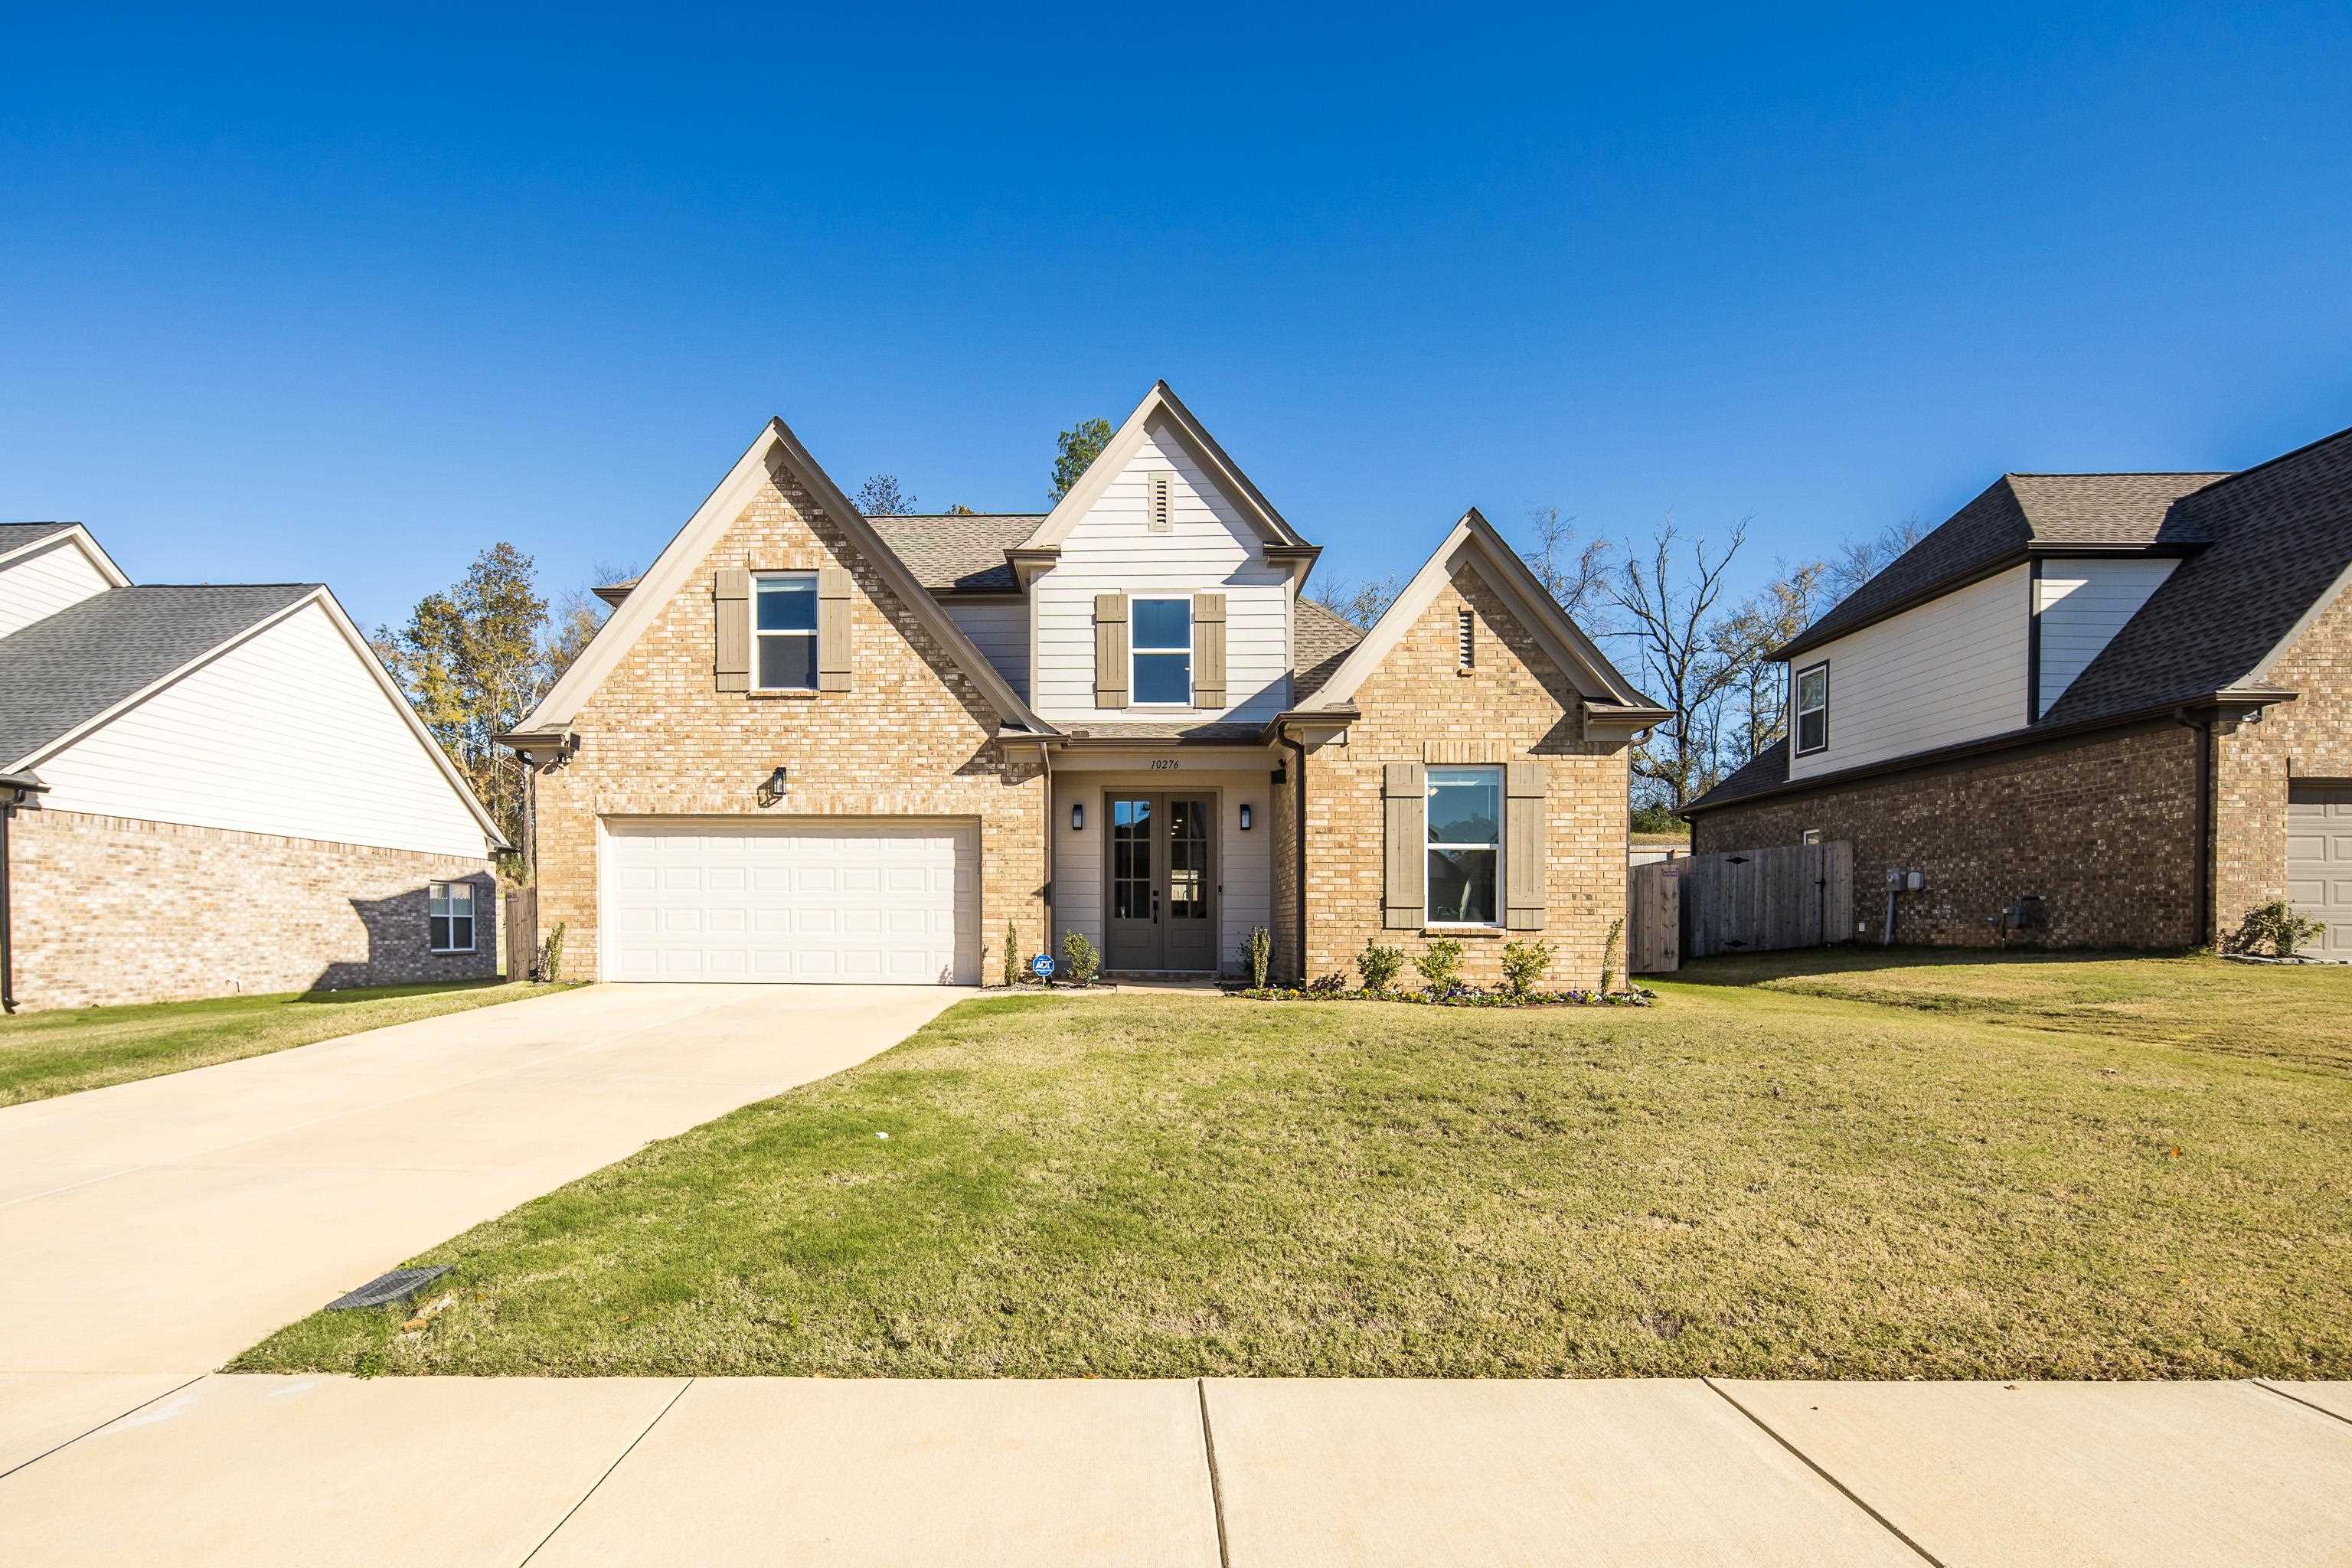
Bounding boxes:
[0,522,508,1010]
[502,383,1666,987]
[1682,424,2352,956]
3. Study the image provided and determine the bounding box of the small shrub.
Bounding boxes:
[2235,900,2324,959]
[1415,937,1465,994]
[1500,938,1553,996]
[1599,916,1625,993]
[537,921,568,984]
[1356,941,1404,995]
[1245,926,1272,989]
[1060,928,1101,985]
[1001,920,1020,988]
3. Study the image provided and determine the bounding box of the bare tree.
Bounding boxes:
[855,474,916,516]
[1606,519,1749,809]
[1309,572,1403,631]
[544,557,637,685]
[1828,517,1927,599]
[1709,558,1829,764]
[1523,505,1613,622]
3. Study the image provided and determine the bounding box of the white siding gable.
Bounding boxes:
[0,536,114,639]
[1788,564,2030,779]
[31,600,494,859]
[2034,557,2177,715]
[943,599,1029,701]
[1032,418,1291,723]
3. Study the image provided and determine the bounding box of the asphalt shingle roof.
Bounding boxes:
[0,522,78,556]
[1292,598,1365,702]
[0,584,318,766]
[864,513,1045,593]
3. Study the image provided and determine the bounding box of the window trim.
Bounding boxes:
[429,880,476,955]
[1424,763,1504,929]
[1794,660,1830,757]
[1129,593,1194,707]
[1801,828,1823,846]
[751,570,819,693]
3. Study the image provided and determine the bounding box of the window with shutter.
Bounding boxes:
[1504,762,1549,929]
[713,568,751,692]
[1382,763,1426,929]
[1093,593,1129,708]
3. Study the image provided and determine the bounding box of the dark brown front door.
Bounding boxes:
[1106,794,1216,972]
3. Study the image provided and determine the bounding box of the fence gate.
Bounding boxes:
[1628,859,1681,974]
[504,886,538,982]
[1680,841,1853,959]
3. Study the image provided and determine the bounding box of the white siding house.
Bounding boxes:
[0,527,119,639]
[1787,564,2031,779]
[942,598,1030,701]
[2033,557,2179,717]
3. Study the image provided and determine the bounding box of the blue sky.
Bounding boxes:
[4,3,2350,631]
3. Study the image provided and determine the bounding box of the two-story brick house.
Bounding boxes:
[501,384,1665,986]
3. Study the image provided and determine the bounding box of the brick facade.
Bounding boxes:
[531,452,1047,983]
[2213,588,2352,940]
[9,807,497,1009]
[1690,724,2203,949]
[1298,564,1632,988]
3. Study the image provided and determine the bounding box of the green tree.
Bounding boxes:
[374,544,548,848]
[1049,418,1113,502]
[854,475,916,516]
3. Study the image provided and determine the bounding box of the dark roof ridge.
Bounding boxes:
[2158,420,2352,499]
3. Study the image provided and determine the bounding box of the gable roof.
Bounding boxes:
[0,521,132,586]
[0,522,77,557]
[1778,471,2227,658]
[0,583,321,767]
[1297,508,1664,719]
[1291,598,1364,703]
[867,513,1044,593]
[514,418,1053,738]
[1017,382,1311,555]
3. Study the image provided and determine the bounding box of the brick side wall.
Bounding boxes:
[1302,564,1632,988]
[534,452,1046,982]
[9,808,497,1009]
[2213,586,2352,942]
[1269,760,1300,982]
[1689,722,2201,948]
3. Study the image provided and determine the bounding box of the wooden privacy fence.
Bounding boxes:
[504,886,538,982]
[1628,859,1681,974]
[1682,841,1853,960]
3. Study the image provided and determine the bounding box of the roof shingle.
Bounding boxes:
[0,522,77,557]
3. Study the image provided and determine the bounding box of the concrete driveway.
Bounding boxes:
[0,983,965,1455]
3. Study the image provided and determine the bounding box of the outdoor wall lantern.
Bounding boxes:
[1239,803,1253,831]
[1070,802,1084,831]
[759,766,789,807]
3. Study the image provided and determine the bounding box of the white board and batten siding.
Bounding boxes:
[28,599,495,860]
[1050,771,1271,976]
[942,599,1030,701]
[1031,423,1291,724]
[1788,564,2030,780]
[2034,557,2177,714]
[0,535,114,639]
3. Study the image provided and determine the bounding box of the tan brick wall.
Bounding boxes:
[1690,722,2202,948]
[2214,586,2352,941]
[9,807,497,1010]
[534,453,1046,982]
[1302,564,1632,988]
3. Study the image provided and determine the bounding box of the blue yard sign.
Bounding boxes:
[1030,953,1056,980]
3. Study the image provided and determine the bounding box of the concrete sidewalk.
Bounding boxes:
[2,1374,2347,1566]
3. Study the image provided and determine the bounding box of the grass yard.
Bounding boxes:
[0,979,576,1106]
[234,952,2352,1381]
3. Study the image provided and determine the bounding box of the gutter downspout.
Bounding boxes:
[2177,707,2215,949]
[1040,743,1055,982]
[1,776,43,1014]
[1279,730,1308,985]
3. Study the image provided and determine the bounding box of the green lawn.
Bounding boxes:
[0,979,576,1106]
[233,952,2352,1380]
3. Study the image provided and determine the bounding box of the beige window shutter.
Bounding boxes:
[1504,760,1549,929]
[1382,762,1426,929]
[713,567,751,692]
[1192,592,1227,709]
[1094,592,1129,708]
[817,566,853,691]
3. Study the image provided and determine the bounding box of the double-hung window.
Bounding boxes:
[1795,662,1829,756]
[429,881,475,953]
[1426,766,1501,926]
[754,573,818,691]
[1131,596,1193,706]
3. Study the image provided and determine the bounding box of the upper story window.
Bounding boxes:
[754,573,818,691]
[1795,662,1829,756]
[1426,766,1501,926]
[1132,596,1193,705]
[429,881,475,953]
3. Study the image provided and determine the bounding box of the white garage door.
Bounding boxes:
[2286,782,2352,960]
[602,818,980,984]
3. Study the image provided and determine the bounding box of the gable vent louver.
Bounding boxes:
[1458,609,1475,669]
[1148,472,1174,534]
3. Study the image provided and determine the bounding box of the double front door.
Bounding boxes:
[1106,794,1216,973]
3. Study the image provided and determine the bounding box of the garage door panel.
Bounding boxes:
[2286,784,2352,960]
[603,818,979,985]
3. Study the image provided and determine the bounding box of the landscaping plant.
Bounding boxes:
[1060,928,1101,986]
[1002,920,1020,988]
[538,922,567,983]
[1244,926,1272,989]
[2236,900,2324,959]
[1414,937,1465,994]
[1500,938,1553,997]
[1599,916,1625,994]
[1355,941,1403,995]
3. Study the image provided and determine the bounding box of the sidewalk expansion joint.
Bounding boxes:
[1700,1377,1948,1567]
[519,1377,695,1566]
[0,1371,211,1486]
[1195,1379,1233,1568]
[2253,1379,2352,1429]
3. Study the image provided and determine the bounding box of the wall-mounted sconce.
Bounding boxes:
[1070,802,1084,831]
[1238,803,1253,831]
[758,765,789,808]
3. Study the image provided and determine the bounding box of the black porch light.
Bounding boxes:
[1070,802,1084,831]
